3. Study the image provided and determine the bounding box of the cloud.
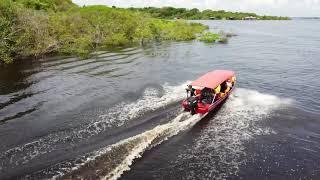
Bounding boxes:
[73,0,320,17]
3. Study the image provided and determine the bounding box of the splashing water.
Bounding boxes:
[173,88,292,179]
[0,82,190,176]
[41,88,291,180]
[1,85,292,180]
[102,113,203,180]
[44,112,204,180]
[98,82,191,127]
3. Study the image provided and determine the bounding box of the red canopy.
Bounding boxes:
[191,70,235,89]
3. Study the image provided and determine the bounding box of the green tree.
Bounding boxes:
[0,0,17,63]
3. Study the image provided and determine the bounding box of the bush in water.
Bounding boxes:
[198,32,221,43]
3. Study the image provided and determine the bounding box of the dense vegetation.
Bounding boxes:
[1,1,290,64]
[0,0,208,64]
[128,7,291,20]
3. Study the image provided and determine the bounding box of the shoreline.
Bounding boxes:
[0,1,288,65]
[0,1,209,64]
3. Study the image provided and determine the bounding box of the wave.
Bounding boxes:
[1,85,293,179]
[0,82,190,175]
[49,112,204,180]
[172,88,292,179]
[38,88,291,180]
[98,81,190,128]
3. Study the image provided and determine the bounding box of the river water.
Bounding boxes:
[0,20,319,179]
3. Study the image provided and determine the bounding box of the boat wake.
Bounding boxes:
[57,112,204,180]
[98,81,191,128]
[171,88,292,179]
[41,88,291,180]
[0,83,293,180]
[0,81,191,178]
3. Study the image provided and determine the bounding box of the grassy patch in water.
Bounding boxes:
[198,32,221,43]
[198,31,236,43]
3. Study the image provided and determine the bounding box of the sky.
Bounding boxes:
[73,0,320,17]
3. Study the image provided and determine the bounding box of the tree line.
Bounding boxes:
[127,7,291,20]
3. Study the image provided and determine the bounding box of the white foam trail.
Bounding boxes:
[175,88,292,179]
[49,112,204,180]
[98,82,191,128]
[0,82,191,173]
[2,86,293,180]
[103,113,202,180]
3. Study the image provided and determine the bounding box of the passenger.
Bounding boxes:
[212,85,221,103]
[214,85,221,94]
[219,92,226,98]
[231,76,236,85]
[201,88,212,104]
[225,79,233,93]
[195,89,201,98]
[186,85,195,97]
[227,79,233,88]
[195,89,206,104]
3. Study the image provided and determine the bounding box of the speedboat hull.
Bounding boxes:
[182,87,234,114]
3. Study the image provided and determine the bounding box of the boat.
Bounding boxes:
[182,70,236,115]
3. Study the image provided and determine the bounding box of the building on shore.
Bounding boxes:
[243,16,257,20]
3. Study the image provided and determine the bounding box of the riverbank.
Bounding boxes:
[0,0,209,64]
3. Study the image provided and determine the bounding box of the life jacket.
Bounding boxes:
[195,89,201,95]
[225,87,230,93]
[214,85,221,94]
[231,76,236,83]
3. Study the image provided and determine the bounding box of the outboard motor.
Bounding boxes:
[187,96,198,115]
